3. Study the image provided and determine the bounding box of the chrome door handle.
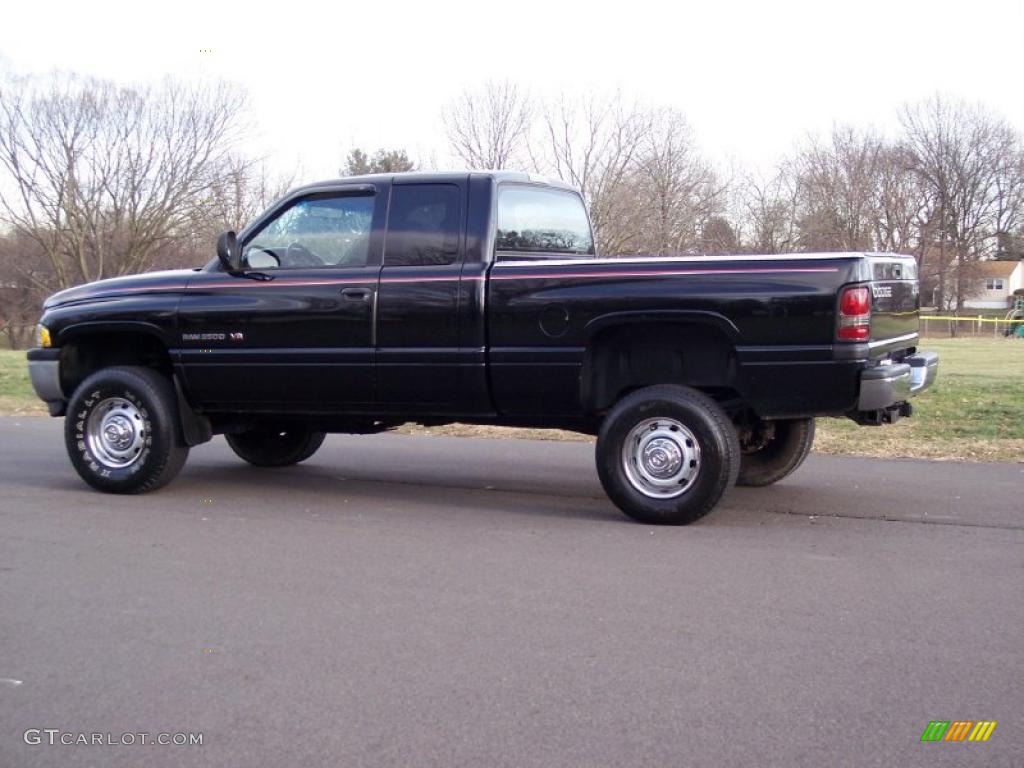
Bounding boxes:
[340,287,372,301]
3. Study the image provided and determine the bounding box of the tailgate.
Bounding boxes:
[867,256,919,352]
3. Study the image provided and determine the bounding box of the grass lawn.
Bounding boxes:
[2,338,1022,461]
[0,349,47,416]
[813,338,1024,462]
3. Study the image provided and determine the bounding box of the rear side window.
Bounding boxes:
[496,185,594,256]
[385,184,462,267]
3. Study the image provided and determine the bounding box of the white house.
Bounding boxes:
[964,260,1024,310]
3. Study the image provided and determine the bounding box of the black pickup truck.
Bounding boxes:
[28,171,938,524]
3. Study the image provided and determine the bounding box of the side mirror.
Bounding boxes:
[216,231,242,273]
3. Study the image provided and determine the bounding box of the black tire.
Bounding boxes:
[596,385,740,525]
[64,366,189,494]
[737,418,815,487]
[225,425,326,467]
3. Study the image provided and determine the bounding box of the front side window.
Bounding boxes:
[385,184,462,267]
[496,185,594,256]
[243,194,375,269]
[986,278,1004,291]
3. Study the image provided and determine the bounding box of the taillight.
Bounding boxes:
[837,286,870,341]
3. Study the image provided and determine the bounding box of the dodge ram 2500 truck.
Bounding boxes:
[27,171,938,524]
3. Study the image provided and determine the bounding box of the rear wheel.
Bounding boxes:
[737,417,815,487]
[596,385,740,525]
[225,425,325,467]
[65,366,189,493]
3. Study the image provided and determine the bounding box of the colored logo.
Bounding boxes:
[920,720,997,742]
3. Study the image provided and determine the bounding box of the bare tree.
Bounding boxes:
[0,73,248,293]
[0,232,44,348]
[443,80,532,169]
[738,169,801,254]
[177,157,294,266]
[700,215,740,254]
[871,142,929,256]
[538,92,652,255]
[900,96,1023,308]
[992,146,1024,257]
[789,126,885,251]
[632,108,726,254]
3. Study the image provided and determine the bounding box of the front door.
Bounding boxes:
[177,185,386,410]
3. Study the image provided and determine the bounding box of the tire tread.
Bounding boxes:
[64,366,188,494]
[596,384,740,525]
[737,418,815,487]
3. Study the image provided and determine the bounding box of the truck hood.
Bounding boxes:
[43,269,196,309]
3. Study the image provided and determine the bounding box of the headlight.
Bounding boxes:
[36,324,52,348]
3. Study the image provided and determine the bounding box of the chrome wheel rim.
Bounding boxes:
[86,397,146,469]
[621,417,701,499]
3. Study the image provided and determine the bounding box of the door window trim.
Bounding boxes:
[235,184,387,271]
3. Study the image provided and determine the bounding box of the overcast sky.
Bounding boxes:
[2,0,1022,180]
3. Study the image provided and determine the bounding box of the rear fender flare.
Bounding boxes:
[581,311,741,412]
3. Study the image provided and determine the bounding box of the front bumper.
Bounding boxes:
[857,351,939,411]
[26,348,66,416]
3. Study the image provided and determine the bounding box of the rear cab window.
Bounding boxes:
[385,184,463,267]
[496,185,595,260]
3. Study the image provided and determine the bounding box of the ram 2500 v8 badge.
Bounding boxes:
[27,171,938,524]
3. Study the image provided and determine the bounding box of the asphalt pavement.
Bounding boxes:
[1,416,1021,767]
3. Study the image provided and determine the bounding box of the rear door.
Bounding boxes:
[374,180,468,411]
[374,179,467,410]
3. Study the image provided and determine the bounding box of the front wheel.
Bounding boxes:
[596,385,740,525]
[736,418,815,487]
[225,425,325,467]
[65,366,189,493]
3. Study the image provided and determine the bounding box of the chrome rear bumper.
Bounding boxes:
[857,351,938,411]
